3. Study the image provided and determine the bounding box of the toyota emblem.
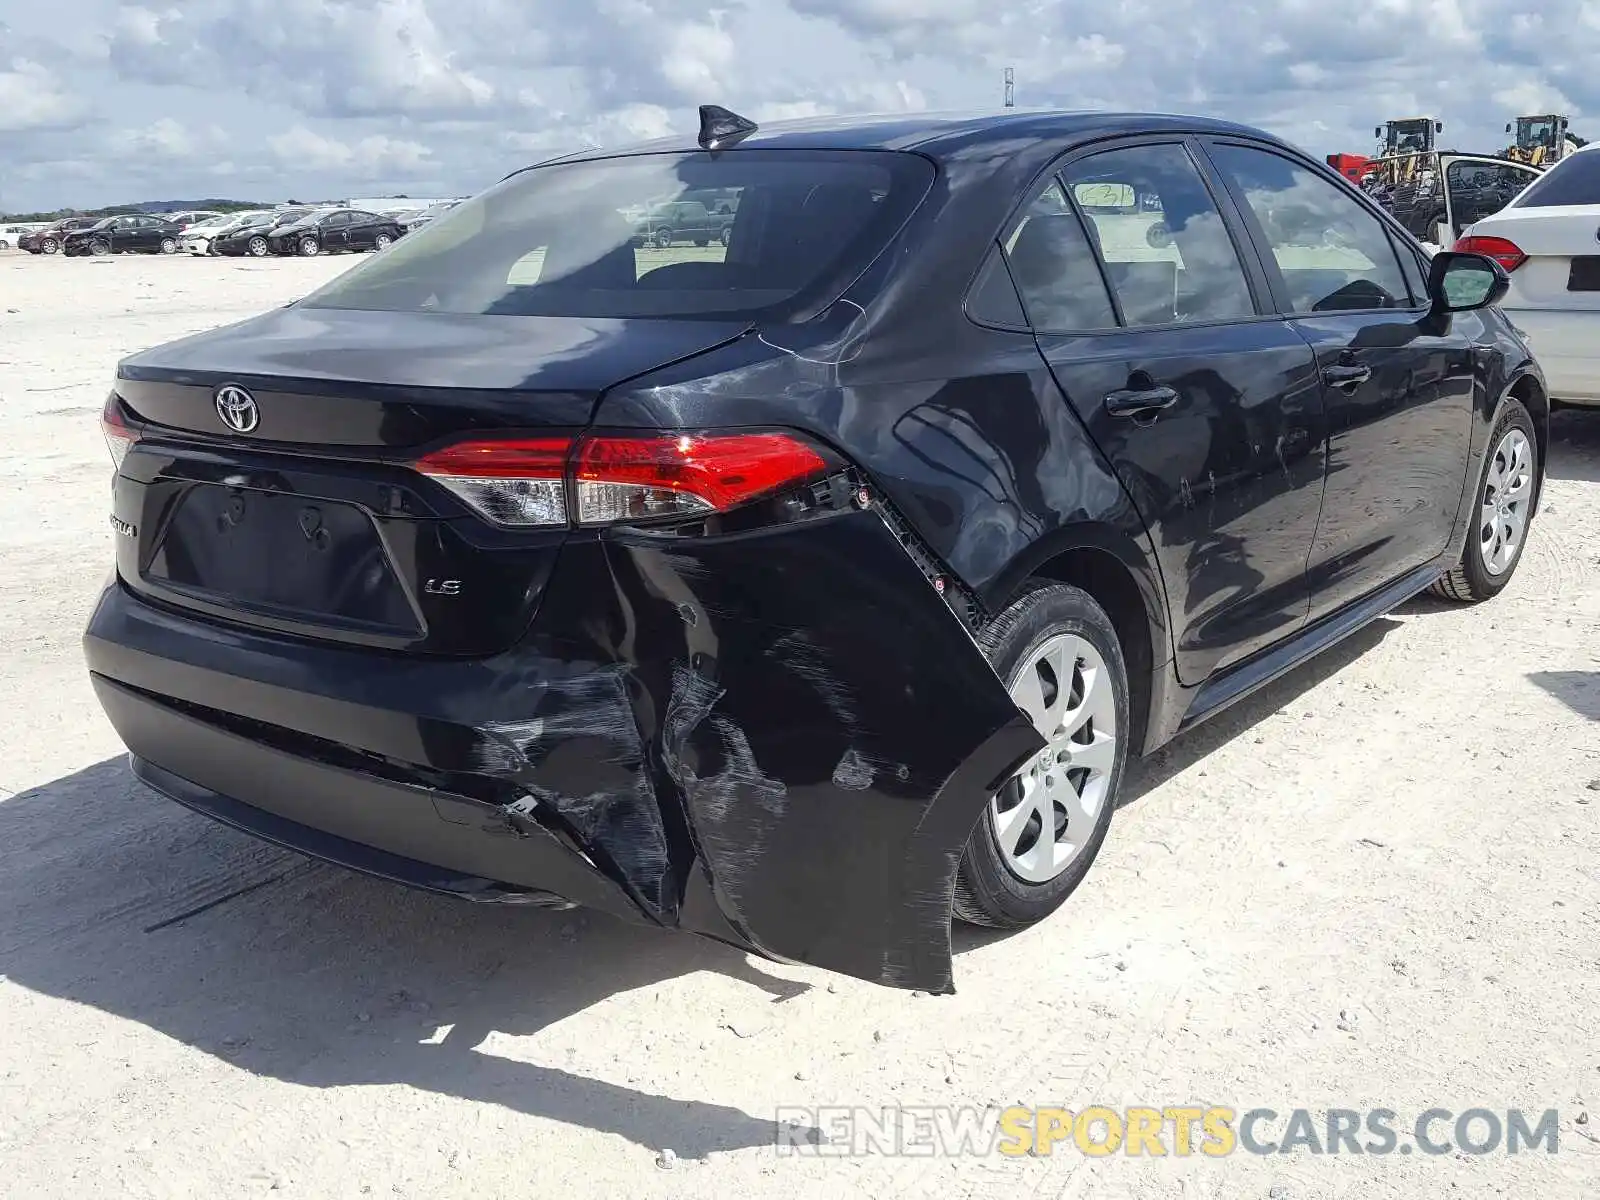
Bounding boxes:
[214,384,259,433]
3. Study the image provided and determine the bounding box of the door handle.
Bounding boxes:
[1322,363,1372,391]
[1105,385,1179,418]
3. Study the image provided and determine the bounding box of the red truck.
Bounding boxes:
[1325,152,1371,183]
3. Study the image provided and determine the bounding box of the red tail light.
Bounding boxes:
[1454,235,1526,272]
[574,432,830,525]
[101,394,140,470]
[411,430,834,528]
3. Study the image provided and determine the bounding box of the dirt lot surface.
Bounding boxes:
[1,249,1596,1199]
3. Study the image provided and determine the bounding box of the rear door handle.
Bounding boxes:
[1105,385,1179,418]
[1322,363,1372,390]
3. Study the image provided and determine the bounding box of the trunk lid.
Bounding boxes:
[1471,205,1600,312]
[116,306,751,447]
[112,307,751,654]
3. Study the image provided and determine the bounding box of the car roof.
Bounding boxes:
[539,108,1287,166]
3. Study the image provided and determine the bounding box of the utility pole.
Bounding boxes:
[1004,67,1015,109]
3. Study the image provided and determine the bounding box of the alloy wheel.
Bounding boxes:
[247,237,268,257]
[41,239,58,254]
[159,238,177,254]
[374,233,392,250]
[990,632,1118,884]
[299,236,320,257]
[1480,427,1533,575]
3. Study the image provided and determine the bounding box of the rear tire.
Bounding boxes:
[953,582,1128,929]
[1429,398,1538,602]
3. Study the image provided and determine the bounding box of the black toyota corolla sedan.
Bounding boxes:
[84,107,1546,992]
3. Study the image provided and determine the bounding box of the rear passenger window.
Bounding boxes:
[1207,144,1412,313]
[1062,143,1256,327]
[1000,181,1117,331]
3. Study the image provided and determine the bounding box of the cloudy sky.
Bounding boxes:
[0,0,1592,212]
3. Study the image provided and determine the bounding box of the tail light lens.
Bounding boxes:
[1454,235,1526,272]
[413,436,570,527]
[412,430,835,528]
[101,394,140,470]
[574,432,830,525]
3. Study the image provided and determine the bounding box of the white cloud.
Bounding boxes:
[267,126,433,177]
[7,0,1600,211]
[108,0,498,118]
[0,59,90,132]
[107,116,229,161]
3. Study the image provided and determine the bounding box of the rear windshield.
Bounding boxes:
[298,149,933,320]
[1512,151,1600,208]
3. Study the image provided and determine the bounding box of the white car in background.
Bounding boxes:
[1456,143,1600,407]
[181,211,270,255]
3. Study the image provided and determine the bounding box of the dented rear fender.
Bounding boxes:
[526,504,1042,991]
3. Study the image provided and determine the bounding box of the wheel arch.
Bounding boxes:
[982,524,1171,759]
[1505,370,1548,458]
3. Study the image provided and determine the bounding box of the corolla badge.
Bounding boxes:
[214,384,259,433]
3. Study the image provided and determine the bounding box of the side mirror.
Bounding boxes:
[1374,126,1382,138]
[1427,250,1509,313]
[1506,123,1513,133]
[1436,121,1444,133]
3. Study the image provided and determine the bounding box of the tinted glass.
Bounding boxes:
[1000,180,1116,330]
[1209,144,1411,313]
[1512,150,1600,207]
[966,244,1028,327]
[300,150,932,320]
[1446,160,1539,226]
[1062,143,1255,327]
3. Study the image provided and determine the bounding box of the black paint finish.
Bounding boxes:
[84,108,1547,990]
[1039,321,1326,683]
[85,502,1040,993]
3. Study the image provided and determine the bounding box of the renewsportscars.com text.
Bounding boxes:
[773,1105,1562,1158]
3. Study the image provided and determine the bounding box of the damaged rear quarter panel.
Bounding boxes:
[529,506,1041,992]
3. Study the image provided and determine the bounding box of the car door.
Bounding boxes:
[315,212,346,249]
[1441,156,1542,240]
[1020,139,1328,685]
[126,217,156,251]
[1201,138,1478,623]
[341,211,376,249]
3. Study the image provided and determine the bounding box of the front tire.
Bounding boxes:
[298,235,320,257]
[953,582,1128,929]
[1430,398,1539,602]
[247,236,269,257]
[40,238,59,255]
[89,239,111,257]
[159,237,177,254]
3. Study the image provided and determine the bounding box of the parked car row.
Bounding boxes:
[15,210,221,255]
[207,206,410,256]
[13,202,460,260]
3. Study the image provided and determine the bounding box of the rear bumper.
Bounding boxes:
[1504,308,1600,403]
[84,507,1040,991]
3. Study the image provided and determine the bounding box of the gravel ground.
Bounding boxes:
[0,249,1596,1199]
